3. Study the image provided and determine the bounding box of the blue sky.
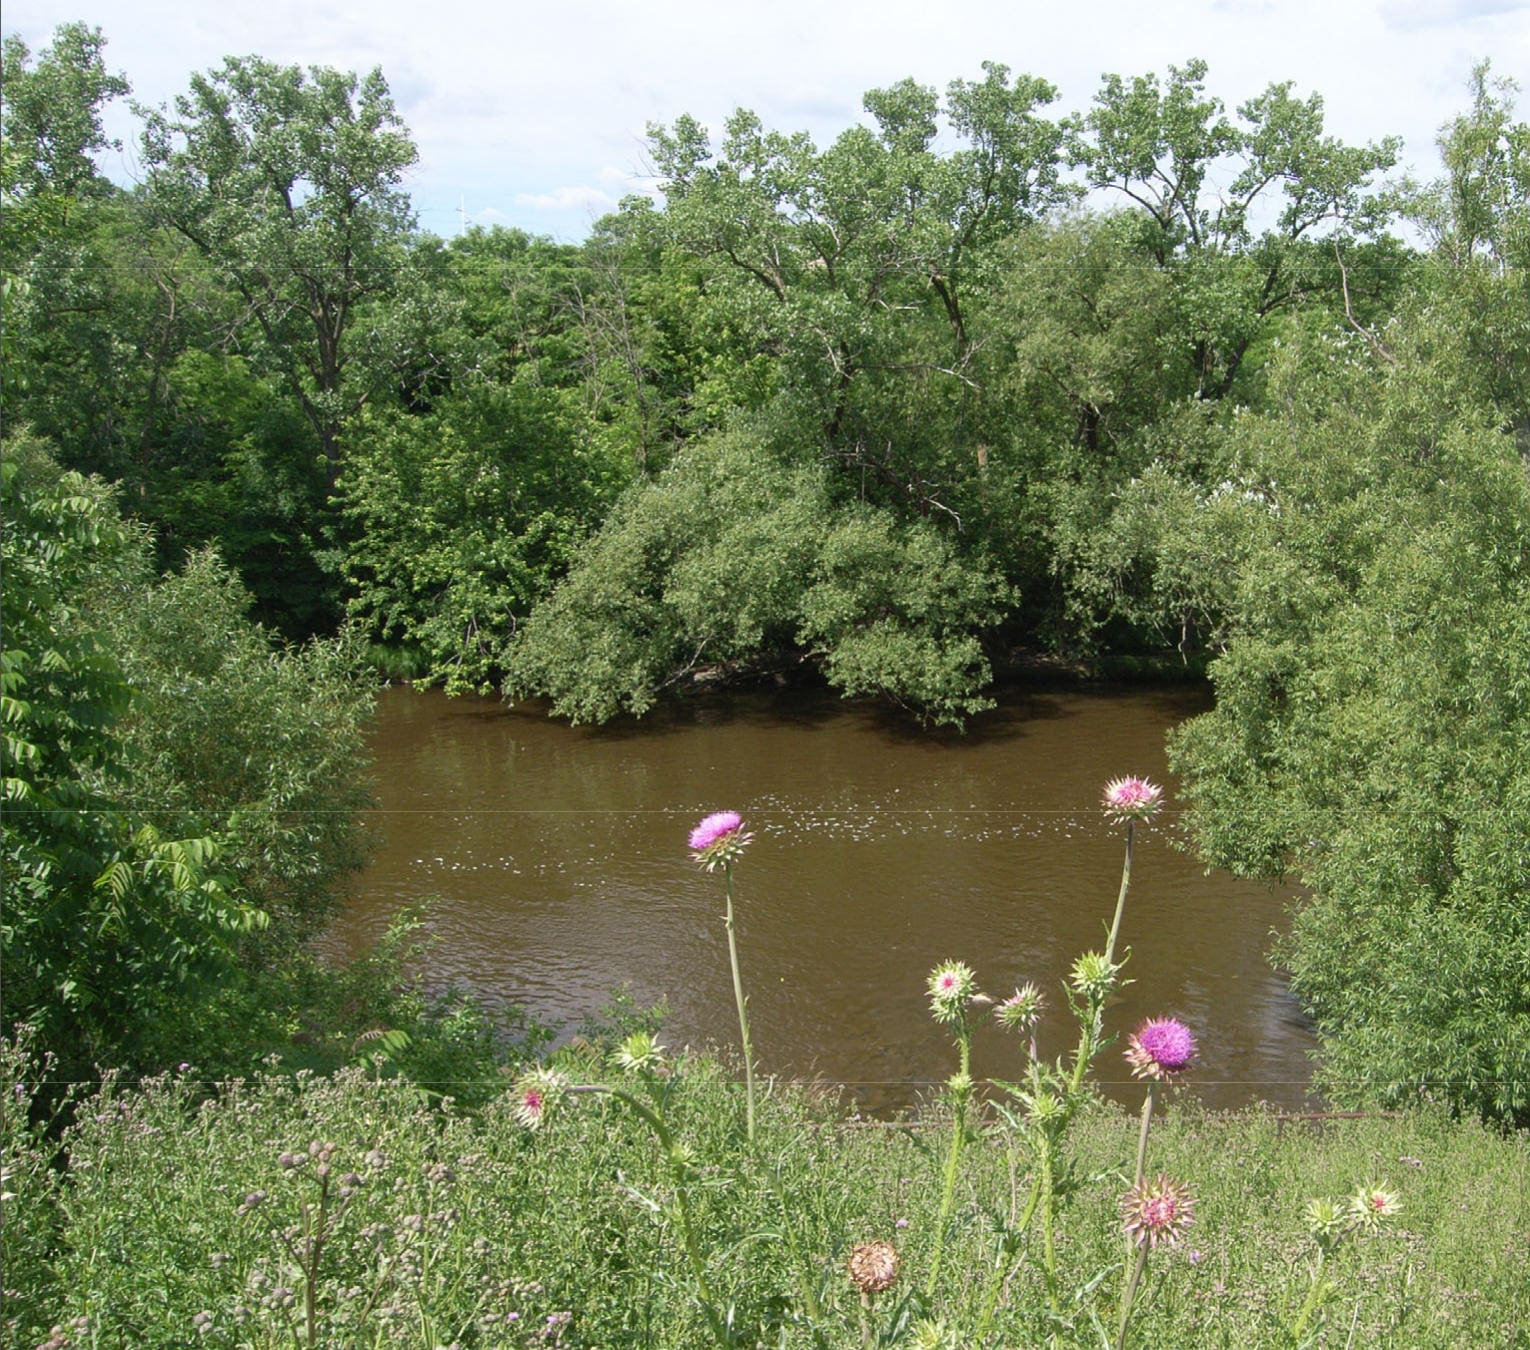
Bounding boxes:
[7,0,1528,242]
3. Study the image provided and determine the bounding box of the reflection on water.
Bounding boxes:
[324,682,1320,1114]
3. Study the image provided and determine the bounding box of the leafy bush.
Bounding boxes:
[2,435,262,1076]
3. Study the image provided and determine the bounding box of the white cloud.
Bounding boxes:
[1381,0,1529,27]
[513,185,618,213]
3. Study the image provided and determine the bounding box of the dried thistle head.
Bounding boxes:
[847,1239,900,1295]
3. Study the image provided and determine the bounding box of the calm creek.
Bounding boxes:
[324,681,1320,1114]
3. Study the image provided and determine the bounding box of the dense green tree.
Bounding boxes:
[1149,329,1530,1124]
[340,383,625,691]
[335,226,634,687]
[1,23,146,478]
[139,57,418,473]
[2,433,378,1077]
[647,66,1072,486]
[1074,59,1402,401]
[0,21,128,261]
[100,548,374,950]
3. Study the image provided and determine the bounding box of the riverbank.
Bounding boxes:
[6,1043,1525,1348]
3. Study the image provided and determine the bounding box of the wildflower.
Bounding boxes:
[688,810,753,871]
[1348,1183,1401,1231]
[1068,951,1119,1002]
[926,960,977,1025]
[1304,1195,1348,1246]
[1125,1017,1198,1080]
[1121,1174,1196,1248]
[610,1031,667,1075]
[847,1239,901,1294]
[510,1067,567,1130]
[910,1318,958,1350]
[1102,776,1164,823]
[996,981,1045,1033]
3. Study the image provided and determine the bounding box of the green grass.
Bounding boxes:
[5,1040,1527,1349]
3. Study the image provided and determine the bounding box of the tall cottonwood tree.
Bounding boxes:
[647,65,1073,491]
[0,21,128,260]
[139,58,418,475]
[1074,59,1402,399]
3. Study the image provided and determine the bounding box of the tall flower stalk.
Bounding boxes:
[923,960,981,1300]
[690,811,757,1145]
[1117,1173,1196,1348]
[979,777,1168,1342]
[1116,1017,1197,1347]
[1289,1184,1402,1342]
[1100,777,1162,967]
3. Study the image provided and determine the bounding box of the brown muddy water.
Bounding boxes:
[324,682,1321,1115]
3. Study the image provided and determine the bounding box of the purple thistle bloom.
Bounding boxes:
[509,1068,567,1130]
[688,810,752,872]
[1125,1017,1198,1080]
[1102,776,1165,823]
[689,810,742,851]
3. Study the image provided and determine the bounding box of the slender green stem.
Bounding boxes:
[573,1085,730,1347]
[858,1290,873,1349]
[1067,820,1137,1100]
[1104,819,1135,970]
[760,1153,825,1327]
[1115,1243,1149,1350]
[305,1182,325,1349]
[1039,1134,1060,1323]
[924,1029,971,1300]
[975,1171,1043,1340]
[1132,1083,1156,1189]
[1066,995,1101,1099]
[1290,1252,1333,1342]
[1114,1084,1159,1348]
[722,861,756,1145]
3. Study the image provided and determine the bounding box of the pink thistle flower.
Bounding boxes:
[1348,1183,1402,1230]
[688,810,753,872]
[689,810,742,851]
[926,960,977,1025]
[509,1068,567,1130]
[1125,1017,1198,1080]
[996,982,1045,1033]
[1102,776,1164,823]
[1121,1174,1196,1248]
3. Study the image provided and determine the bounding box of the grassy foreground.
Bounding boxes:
[4,1039,1527,1349]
